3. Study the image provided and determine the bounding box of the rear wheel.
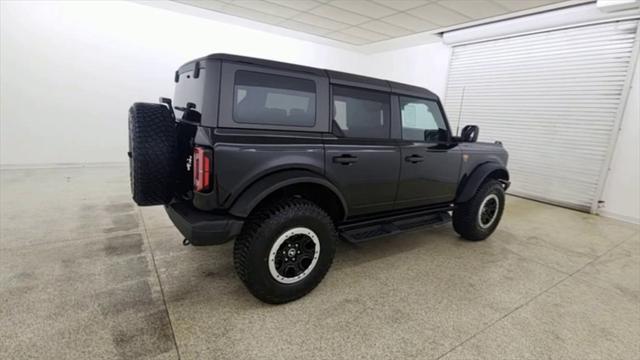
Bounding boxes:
[453,179,505,241]
[233,198,337,304]
[128,103,177,206]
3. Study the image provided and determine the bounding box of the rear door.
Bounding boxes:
[324,85,400,217]
[395,96,462,209]
[214,62,329,208]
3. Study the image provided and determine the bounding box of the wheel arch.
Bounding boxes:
[228,170,348,222]
[456,162,510,203]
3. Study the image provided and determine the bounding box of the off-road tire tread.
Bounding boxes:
[128,103,177,206]
[233,198,337,304]
[453,179,504,241]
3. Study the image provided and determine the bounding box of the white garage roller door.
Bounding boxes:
[444,19,639,212]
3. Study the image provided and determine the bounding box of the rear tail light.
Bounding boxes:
[193,147,212,192]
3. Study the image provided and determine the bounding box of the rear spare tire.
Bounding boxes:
[128,103,177,206]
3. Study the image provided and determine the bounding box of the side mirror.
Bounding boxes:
[461,125,479,142]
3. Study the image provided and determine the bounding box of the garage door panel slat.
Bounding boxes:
[454,33,636,57]
[452,39,636,61]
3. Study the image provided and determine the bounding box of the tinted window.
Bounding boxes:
[332,86,390,139]
[233,71,316,127]
[400,97,448,142]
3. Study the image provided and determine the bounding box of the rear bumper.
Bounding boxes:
[165,202,244,246]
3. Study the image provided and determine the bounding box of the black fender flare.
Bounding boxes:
[455,162,510,203]
[228,170,348,220]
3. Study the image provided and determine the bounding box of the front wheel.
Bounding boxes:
[453,179,505,241]
[233,198,337,304]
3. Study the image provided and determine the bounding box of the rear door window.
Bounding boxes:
[233,70,316,127]
[332,86,390,139]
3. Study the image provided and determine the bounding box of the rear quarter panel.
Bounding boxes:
[211,128,325,207]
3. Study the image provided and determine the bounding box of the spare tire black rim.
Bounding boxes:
[478,194,499,229]
[268,227,320,284]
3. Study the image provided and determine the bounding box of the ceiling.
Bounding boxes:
[173,0,573,45]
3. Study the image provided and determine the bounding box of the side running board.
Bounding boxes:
[338,211,451,244]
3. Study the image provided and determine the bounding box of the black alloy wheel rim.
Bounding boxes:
[478,194,499,229]
[268,227,320,284]
[274,234,316,278]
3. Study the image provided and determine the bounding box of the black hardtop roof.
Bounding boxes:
[178,53,439,101]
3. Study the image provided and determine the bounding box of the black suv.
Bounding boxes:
[128,54,509,304]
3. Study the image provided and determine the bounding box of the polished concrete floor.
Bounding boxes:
[1,165,638,360]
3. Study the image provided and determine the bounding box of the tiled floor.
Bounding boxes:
[1,165,638,359]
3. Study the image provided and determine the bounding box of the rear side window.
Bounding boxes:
[332,86,390,139]
[233,70,316,127]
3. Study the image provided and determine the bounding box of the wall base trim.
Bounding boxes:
[597,208,640,225]
[0,162,127,170]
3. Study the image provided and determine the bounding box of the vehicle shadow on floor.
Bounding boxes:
[159,224,465,307]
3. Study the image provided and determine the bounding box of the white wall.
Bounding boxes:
[600,58,640,224]
[365,43,451,98]
[0,1,450,167]
[0,1,358,165]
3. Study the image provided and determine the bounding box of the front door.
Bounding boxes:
[324,86,400,216]
[396,96,462,209]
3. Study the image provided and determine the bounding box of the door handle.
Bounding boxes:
[333,154,358,165]
[405,154,424,163]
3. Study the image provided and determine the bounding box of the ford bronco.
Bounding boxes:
[128,54,509,304]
